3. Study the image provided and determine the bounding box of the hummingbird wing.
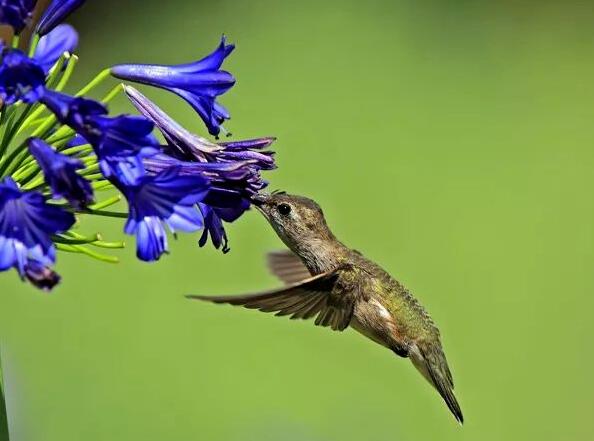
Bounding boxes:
[186,267,356,331]
[266,250,312,284]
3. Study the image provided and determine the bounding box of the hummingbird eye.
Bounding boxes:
[277,203,292,216]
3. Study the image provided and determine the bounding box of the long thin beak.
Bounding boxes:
[251,193,270,207]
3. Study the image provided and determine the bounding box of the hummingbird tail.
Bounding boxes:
[410,341,464,425]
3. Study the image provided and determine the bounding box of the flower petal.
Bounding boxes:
[33,23,78,73]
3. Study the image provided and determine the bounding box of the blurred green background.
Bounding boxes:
[2,0,594,439]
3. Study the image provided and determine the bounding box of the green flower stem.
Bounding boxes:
[90,240,125,249]
[16,54,71,137]
[0,104,35,162]
[0,107,16,161]
[60,144,93,156]
[92,181,114,191]
[0,142,29,178]
[28,34,40,57]
[11,35,19,48]
[80,173,104,181]
[44,55,69,90]
[11,162,40,183]
[65,231,125,249]
[89,195,121,210]
[102,84,124,104]
[55,55,79,92]
[77,208,127,219]
[8,141,91,180]
[55,243,119,263]
[30,114,57,138]
[53,233,101,245]
[75,68,111,97]
[15,108,51,137]
[78,163,100,176]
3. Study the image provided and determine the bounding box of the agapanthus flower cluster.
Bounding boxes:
[0,0,276,290]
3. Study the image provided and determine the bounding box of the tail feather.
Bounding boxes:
[410,341,464,424]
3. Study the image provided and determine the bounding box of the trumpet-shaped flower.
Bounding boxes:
[0,0,36,34]
[33,23,78,73]
[36,0,85,36]
[0,178,75,290]
[125,86,274,194]
[112,37,235,136]
[28,137,94,210]
[0,48,45,104]
[41,90,160,185]
[121,168,209,261]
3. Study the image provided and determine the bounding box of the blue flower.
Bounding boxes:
[198,204,229,253]
[0,48,45,105]
[40,90,159,185]
[125,85,275,167]
[33,23,78,73]
[40,89,107,132]
[123,85,275,252]
[125,85,274,195]
[112,37,235,136]
[0,177,75,290]
[36,0,85,36]
[65,133,87,147]
[120,168,210,261]
[0,0,36,34]
[28,137,94,210]
[90,114,159,185]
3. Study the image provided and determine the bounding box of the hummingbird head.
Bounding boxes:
[251,192,336,252]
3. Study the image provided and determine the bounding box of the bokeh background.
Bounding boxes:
[1,0,594,439]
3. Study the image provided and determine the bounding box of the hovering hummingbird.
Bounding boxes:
[187,192,464,423]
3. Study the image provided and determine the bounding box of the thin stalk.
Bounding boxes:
[53,233,101,245]
[0,104,35,159]
[28,34,40,57]
[0,106,15,160]
[55,55,79,91]
[78,208,127,218]
[88,195,121,210]
[0,141,28,177]
[56,243,119,263]
[75,68,111,97]
[92,181,114,191]
[102,84,123,104]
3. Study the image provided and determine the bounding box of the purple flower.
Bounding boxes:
[90,114,159,184]
[198,204,229,253]
[120,168,209,261]
[28,137,94,210]
[36,0,85,36]
[33,23,78,73]
[112,37,235,136]
[40,90,159,185]
[0,177,75,290]
[123,85,276,252]
[0,48,45,105]
[0,0,36,34]
[65,133,87,147]
[40,89,108,132]
[125,85,275,193]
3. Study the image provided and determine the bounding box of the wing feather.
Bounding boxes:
[266,250,311,284]
[187,267,355,331]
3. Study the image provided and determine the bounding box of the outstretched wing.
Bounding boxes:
[187,267,356,331]
[266,249,311,285]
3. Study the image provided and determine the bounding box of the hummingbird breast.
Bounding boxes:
[350,297,409,358]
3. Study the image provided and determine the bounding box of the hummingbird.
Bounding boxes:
[187,192,464,423]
